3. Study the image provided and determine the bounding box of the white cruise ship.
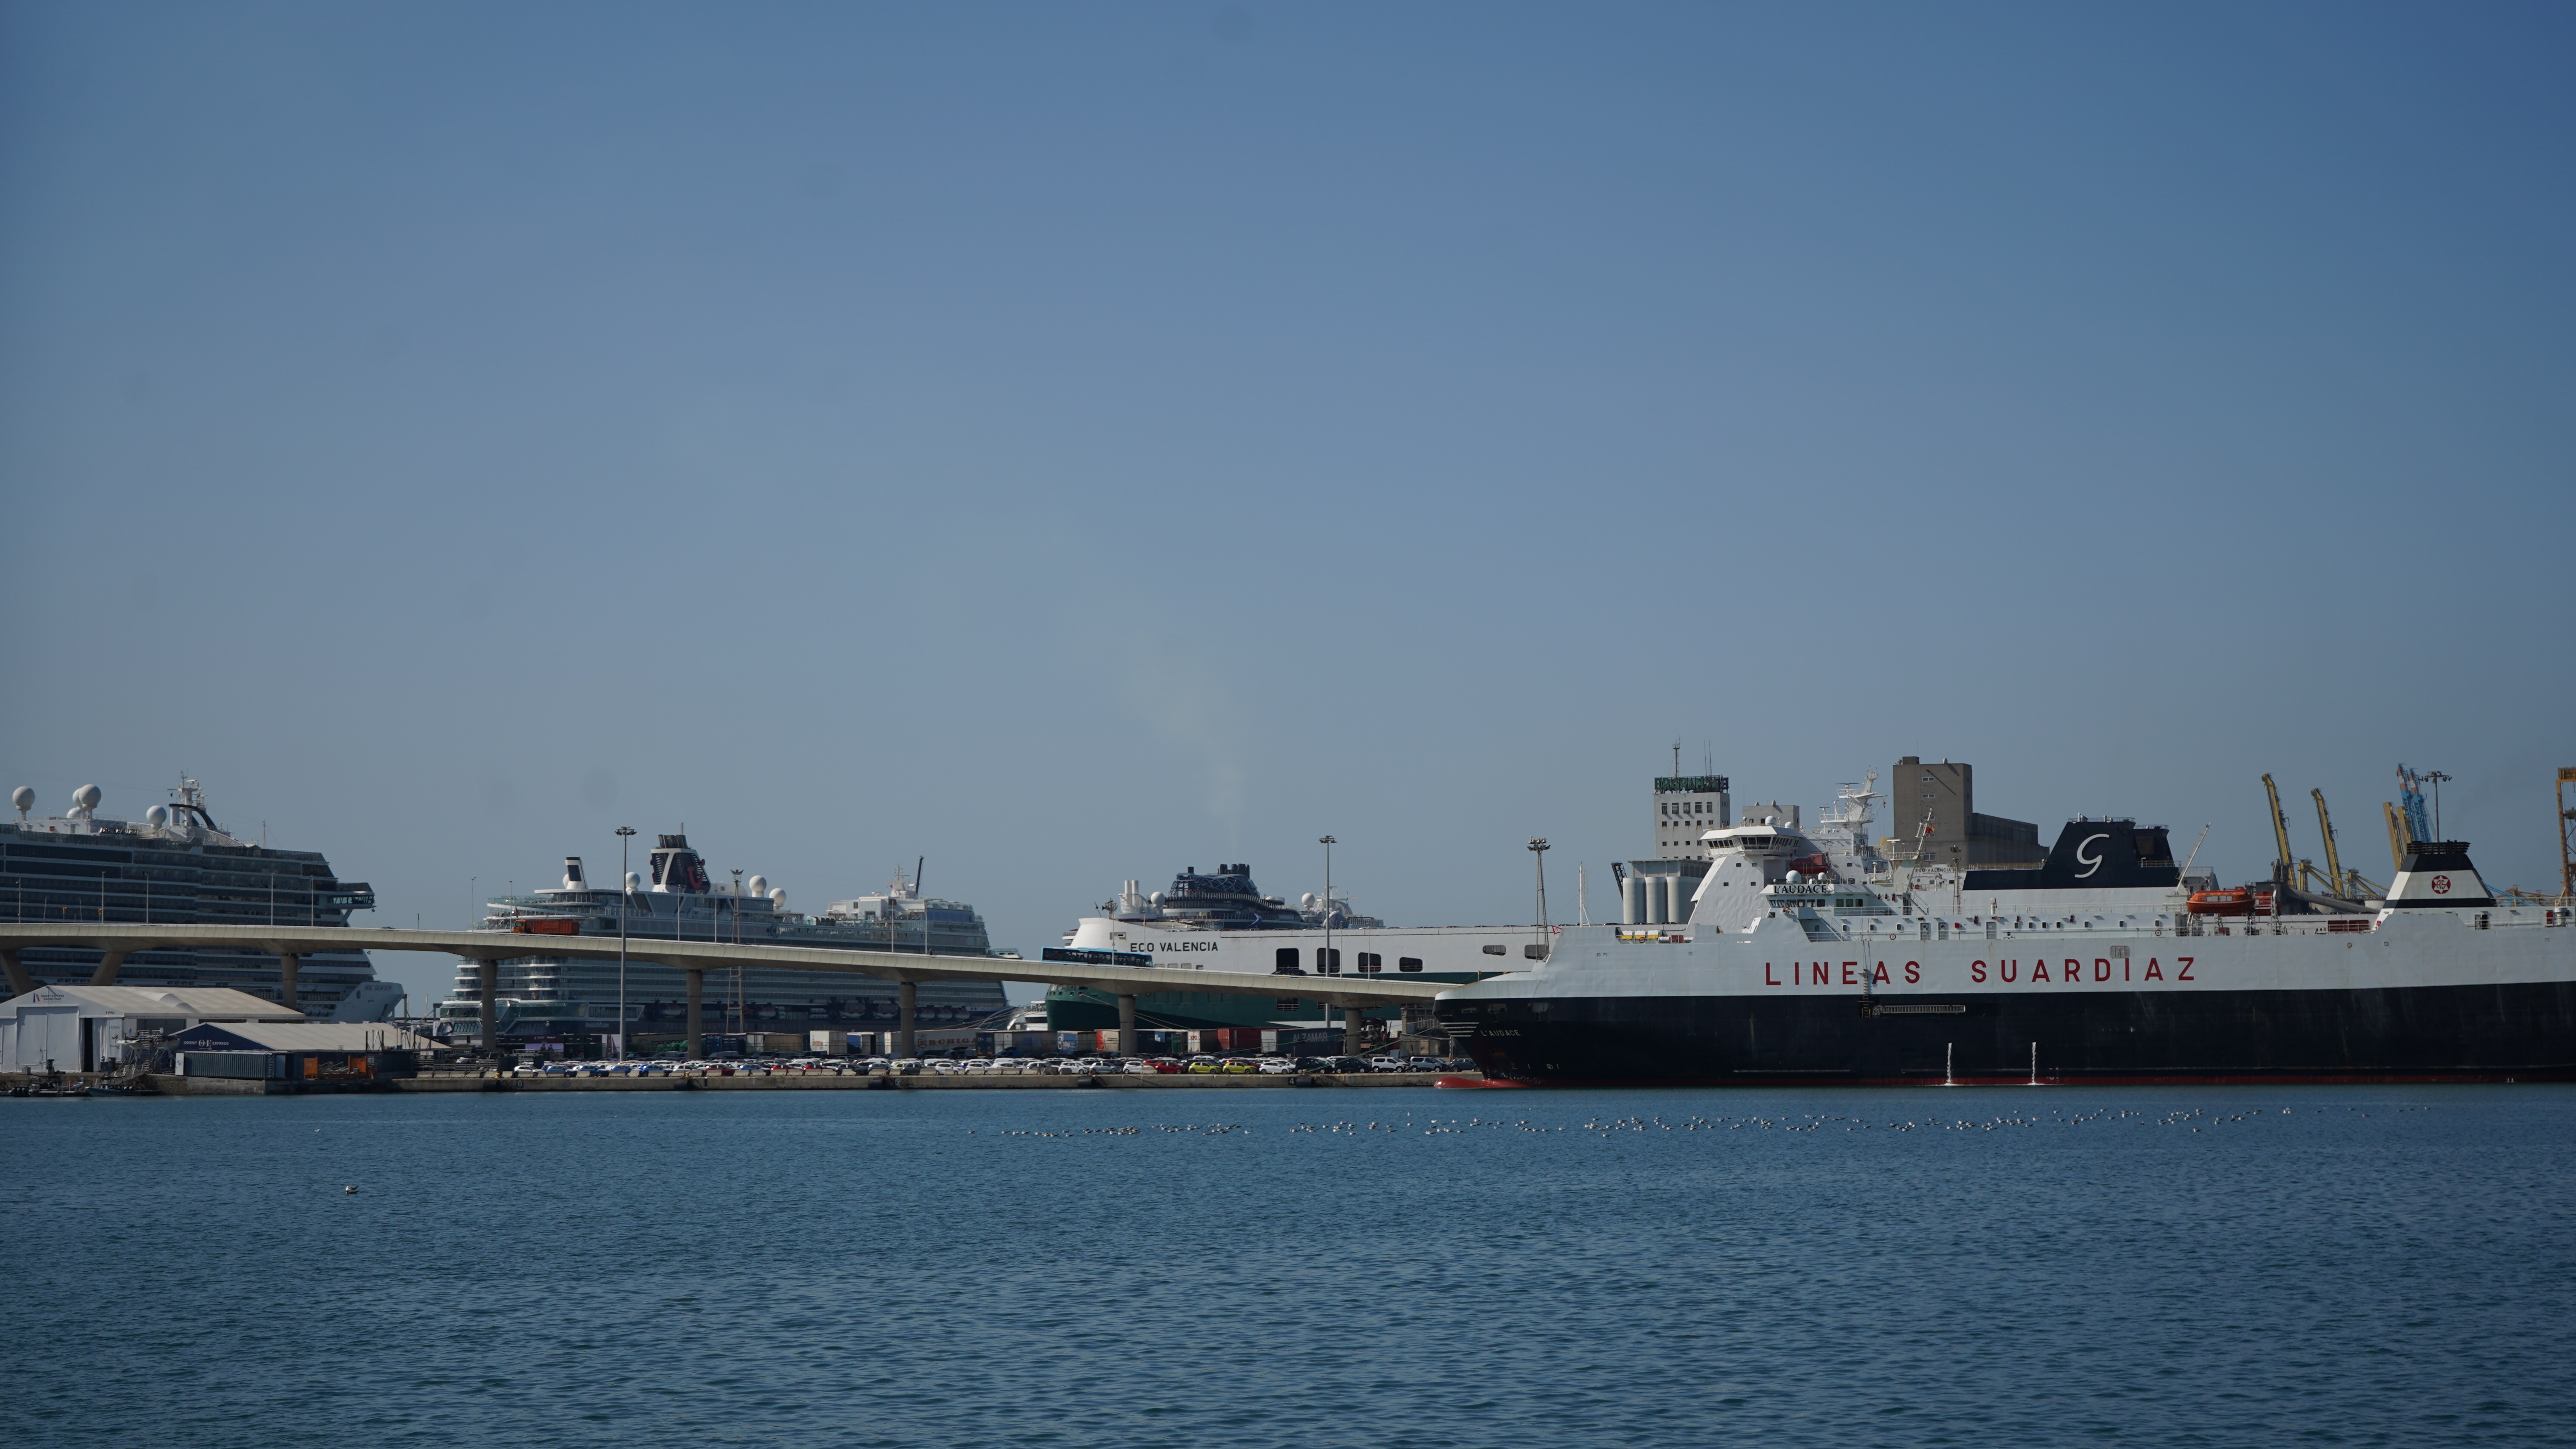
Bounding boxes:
[435,835,1008,1047]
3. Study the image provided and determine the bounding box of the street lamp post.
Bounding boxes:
[730,867,745,1039]
[1528,839,1551,961]
[1318,836,1336,991]
[616,825,636,1061]
[2424,771,2452,840]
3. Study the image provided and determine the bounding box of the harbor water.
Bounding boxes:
[9,1085,2573,1447]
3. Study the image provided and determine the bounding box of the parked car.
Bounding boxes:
[1257,1057,1299,1074]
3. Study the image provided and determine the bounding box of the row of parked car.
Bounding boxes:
[509,1053,1470,1078]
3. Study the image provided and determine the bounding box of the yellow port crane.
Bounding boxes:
[2261,774,2297,885]
[2559,767,2576,900]
[2312,787,2382,900]
[2383,801,2411,873]
[2310,788,2343,888]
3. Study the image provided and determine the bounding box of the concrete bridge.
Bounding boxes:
[0,923,1457,1058]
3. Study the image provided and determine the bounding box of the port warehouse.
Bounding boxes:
[0,984,429,1078]
[164,1021,434,1082]
[0,985,301,1074]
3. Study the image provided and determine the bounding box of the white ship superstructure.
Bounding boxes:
[0,777,388,1016]
[435,837,1008,1046]
[1436,760,2576,1085]
[1044,863,1525,1030]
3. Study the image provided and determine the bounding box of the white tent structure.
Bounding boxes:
[0,985,301,1074]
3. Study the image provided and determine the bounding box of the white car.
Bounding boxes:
[1258,1057,1298,1074]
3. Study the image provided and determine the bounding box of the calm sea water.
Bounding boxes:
[7,1083,2571,1448]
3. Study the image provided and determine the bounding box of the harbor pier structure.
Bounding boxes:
[0,923,1449,1059]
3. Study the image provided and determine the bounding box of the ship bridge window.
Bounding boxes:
[1399,957,1423,972]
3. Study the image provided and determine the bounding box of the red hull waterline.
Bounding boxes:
[1440,1070,2575,1089]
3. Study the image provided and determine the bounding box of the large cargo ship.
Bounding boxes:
[1439,763,2576,1085]
[0,778,395,1018]
[434,837,1009,1046]
[1042,863,1522,1031]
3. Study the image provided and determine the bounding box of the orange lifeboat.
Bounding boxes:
[2187,888,2254,917]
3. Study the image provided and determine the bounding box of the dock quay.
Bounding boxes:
[11,1069,1475,1096]
[383,1070,1474,1091]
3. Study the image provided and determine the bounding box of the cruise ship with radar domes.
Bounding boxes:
[1432,758,2576,1085]
[1,776,399,1019]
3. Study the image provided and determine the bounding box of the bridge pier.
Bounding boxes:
[0,949,30,997]
[478,959,500,1060]
[277,952,299,1012]
[1343,1005,1364,1058]
[898,979,917,1058]
[1118,993,1137,1056]
[684,968,703,1060]
[88,949,128,987]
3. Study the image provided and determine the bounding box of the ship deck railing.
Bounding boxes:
[1795,914,2442,943]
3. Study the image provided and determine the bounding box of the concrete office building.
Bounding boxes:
[1887,757,2044,870]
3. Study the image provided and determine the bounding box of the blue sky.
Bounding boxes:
[4,2,2570,1007]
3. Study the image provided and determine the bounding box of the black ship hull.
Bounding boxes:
[1440,981,2576,1085]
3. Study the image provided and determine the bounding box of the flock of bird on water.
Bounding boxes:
[968,1104,2438,1140]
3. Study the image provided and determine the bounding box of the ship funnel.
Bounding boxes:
[563,856,586,889]
[2384,841,2494,908]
